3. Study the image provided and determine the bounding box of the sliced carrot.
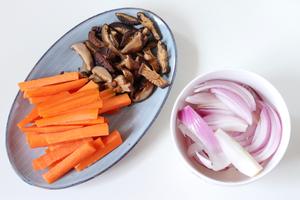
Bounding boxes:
[77,81,99,92]
[39,92,101,117]
[25,78,88,97]
[43,142,96,184]
[101,92,116,100]
[37,88,98,111]
[99,88,114,97]
[21,125,83,133]
[75,130,122,171]
[35,108,98,127]
[105,108,120,115]
[29,91,70,105]
[18,72,79,91]
[58,101,103,115]
[48,158,64,169]
[62,117,105,126]
[99,93,131,114]
[32,139,91,170]
[27,124,109,148]
[17,107,39,128]
[48,138,93,151]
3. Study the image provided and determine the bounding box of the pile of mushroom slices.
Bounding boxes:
[71,12,170,102]
[177,80,282,177]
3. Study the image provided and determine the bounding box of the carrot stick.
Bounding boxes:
[77,81,99,92]
[105,108,120,115]
[62,117,105,125]
[32,138,92,170]
[21,125,83,133]
[48,138,93,151]
[29,91,70,105]
[48,158,64,169]
[39,93,101,117]
[37,88,98,111]
[35,108,98,127]
[99,94,131,114]
[99,88,114,97]
[27,124,109,148]
[18,72,79,91]
[75,130,122,171]
[101,92,116,100]
[17,107,39,128]
[43,142,96,184]
[25,78,88,97]
[58,101,103,115]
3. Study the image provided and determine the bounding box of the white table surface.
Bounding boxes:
[1,0,300,199]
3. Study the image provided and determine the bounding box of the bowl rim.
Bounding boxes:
[170,68,291,186]
[6,7,178,189]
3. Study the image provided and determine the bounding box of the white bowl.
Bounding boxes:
[170,69,291,186]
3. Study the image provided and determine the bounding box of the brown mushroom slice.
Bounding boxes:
[84,40,97,54]
[121,68,134,84]
[138,63,169,88]
[120,29,136,48]
[88,30,105,48]
[114,75,133,93]
[94,52,115,73]
[79,62,92,78]
[71,43,94,71]
[157,41,170,74]
[89,74,103,83]
[116,55,135,70]
[121,31,145,54]
[97,47,116,60]
[115,12,140,25]
[133,80,155,102]
[101,24,120,54]
[143,41,157,51]
[143,49,160,72]
[92,66,112,82]
[110,22,136,35]
[137,12,161,40]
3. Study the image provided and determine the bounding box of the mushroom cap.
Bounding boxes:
[92,66,112,82]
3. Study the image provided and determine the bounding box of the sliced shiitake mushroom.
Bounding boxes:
[121,68,134,84]
[133,80,155,102]
[101,24,120,54]
[143,49,160,72]
[109,22,136,35]
[138,63,168,88]
[88,30,105,48]
[120,29,136,48]
[114,75,133,93]
[71,43,94,71]
[84,40,98,54]
[157,41,170,74]
[121,31,145,54]
[97,46,116,60]
[137,12,161,40]
[92,66,112,82]
[143,41,157,51]
[79,62,92,78]
[94,52,115,73]
[116,55,136,70]
[89,74,103,83]
[115,12,140,25]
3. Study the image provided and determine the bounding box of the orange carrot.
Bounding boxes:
[32,139,91,170]
[27,124,109,147]
[75,130,122,171]
[18,72,79,91]
[25,78,88,97]
[99,88,114,97]
[62,117,105,125]
[101,92,116,100]
[99,94,131,114]
[48,158,64,169]
[105,108,120,115]
[21,125,83,133]
[35,108,98,127]
[77,81,99,92]
[39,93,101,117]
[58,101,103,115]
[17,107,39,128]
[43,142,96,184]
[37,88,98,111]
[48,138,93,151]
[29,91,70,104]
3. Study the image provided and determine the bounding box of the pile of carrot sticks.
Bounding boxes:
[17,72,131,184]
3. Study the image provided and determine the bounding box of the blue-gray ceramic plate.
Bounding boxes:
[6,7,177,189]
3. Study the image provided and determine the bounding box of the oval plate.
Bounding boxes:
[6,7,177,189]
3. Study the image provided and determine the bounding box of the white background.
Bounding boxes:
[1,0,300,199]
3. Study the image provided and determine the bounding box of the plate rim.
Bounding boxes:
[6,7,177,189]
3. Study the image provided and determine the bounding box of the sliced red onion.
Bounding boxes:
[196,108,234,116]
[246,104,271,153]
[211,88,253,124]
[186,92,229,110]
[194,80,256,111]
[178,106,230,171]
[203,114,248,132]
[252,103,282,162]
[215,129,263,177]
